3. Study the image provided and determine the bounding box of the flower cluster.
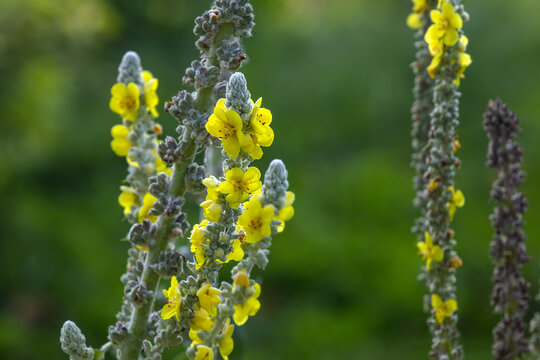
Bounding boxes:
[205,98,273,160]
[424,0,471,86]
[158,73,295,360]
[60,2,293,360]
[107,52,171,225]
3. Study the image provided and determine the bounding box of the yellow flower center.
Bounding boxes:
[121,97,137,111]
[218,123,235,139]
[256,112,267,126]
[439,18,449,30]
[249,216,264,231]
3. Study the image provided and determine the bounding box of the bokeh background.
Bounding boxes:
[1,0,540,359]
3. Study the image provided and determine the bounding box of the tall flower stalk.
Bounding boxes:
[484,99,530,360]
[409,0,471,358]
[407,0,437,260]
[61,1,295,360]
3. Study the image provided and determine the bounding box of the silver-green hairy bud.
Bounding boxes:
[60,321,94,360]
[262,159,289,209]
[117,51,143,85]
[225,72,252,119]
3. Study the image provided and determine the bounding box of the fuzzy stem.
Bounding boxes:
[121,135,196,360]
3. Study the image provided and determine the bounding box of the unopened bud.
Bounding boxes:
[233,270,250,287]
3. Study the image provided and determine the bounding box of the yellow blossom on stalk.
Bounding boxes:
[406,13,423,30]
[412,0,428,13]
[191,307,213,332]
[238,197,274,243]
[138,192,158,222]
[275,191,295,233]
[242,98,274,160]
[217,167,262,208]
[118,188,138,215]
[110,124,132,156]
[190,221,209,269]
[227,238,244,262]
[203,177,220,201]
[427,179,438,192]
[200,200,222,222]
[425,1,463,47]
[426,39,443,79]
[431,294,458,324]
[417,231,444,271]
[189,328,203,345]
[197,283,222,317]
[406,0,429,29]
[205,99,248,159]
[142,71,159,117]
[233,283,261,326]
[110,83,140,121]
[194,345,214,360]
[448,186,465,220]
[453,139,461,153]
[454,36,472,86]
[161,276,181,321]
[219,319,235,360]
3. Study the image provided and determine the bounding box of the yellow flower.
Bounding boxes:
[194,345,214,360]
[110,83,140,121]
[203,177,220,201]
[233,283,261,326]
[453,36,472,86]
[227,239,244,262]
[238,197,274,243]
[197,283,222,317]
[242,98,274,160]
[431,294,457,324]
[118,188,138,215]
[190,221,209,270]
[219,319,235,360]
[448,186,465,221]
[406,0,429,29]
[155,153,172,176]
[417,232,444,271]
[412,0,428,13]
[110,124,132,156]
[425,1,463,47]
[161,276,181,321]
[275,191,295,233]
[453,139,461,153]
[205,99,248,159]
[138,192,158,222]
[189,328,203,345]
[200,200,222,222]
[142,71,159,117]
[406,13,423,29]
[426,38,444,79]
[191,307,213,332]
[217,167,262,208]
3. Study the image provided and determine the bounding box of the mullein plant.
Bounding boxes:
[408,0,471,358]
[484,100,530,360]
[60,1,295,360]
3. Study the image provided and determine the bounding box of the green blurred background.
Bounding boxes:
[1,0,540,359]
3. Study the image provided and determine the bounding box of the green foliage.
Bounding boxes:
[2,0,540,359]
